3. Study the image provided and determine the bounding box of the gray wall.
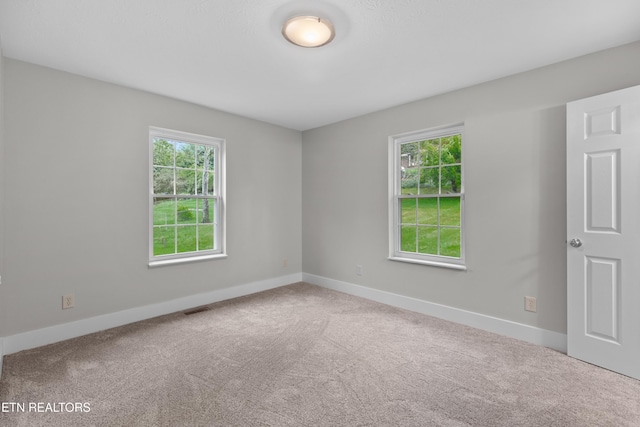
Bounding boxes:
[3,41,640,340]
[2,59,302,336]
[302,41,640,335]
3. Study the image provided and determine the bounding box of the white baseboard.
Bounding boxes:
[2,273,303,358]
[0,270,567,383]
[303,273,567,353]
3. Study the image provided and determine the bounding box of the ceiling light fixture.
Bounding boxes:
[282,15,335,48]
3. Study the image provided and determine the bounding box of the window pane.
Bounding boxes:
[197,168,214,195]
[176,226,197,253]
[440,197,460,226]
[197,196,216,251]
[198,224,214,251]
[176,169,196,195]
[153,139,174,167]
[400,142,418,167]
[401,198,417,224]
[417,198,438,225]
[197,145,215,171]
[441,135,462,165]
[208,174,214,195]
[153,198,175,226]
[153,226,175,256]
[419,167,439,194]
[175,142,195,168]
[401,166,418,195]
[177,199,197,224]
[401,225,416,252]
[400,142,418,195]
[417,226,438,255]
[420,139,440,166]
[440,227,461,257]
[198,198,215,224]
[208,152,215,171]
[441,165,461,194]
[153,167,174,194]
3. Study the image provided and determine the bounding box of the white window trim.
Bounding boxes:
[148,126,226,266]
[388,123,466,270]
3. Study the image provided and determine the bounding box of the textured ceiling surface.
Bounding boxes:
[1,0,640,130]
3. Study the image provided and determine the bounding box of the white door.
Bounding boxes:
[567,84,640,380]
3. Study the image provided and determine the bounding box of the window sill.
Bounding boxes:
[149,253,228,268]
[388,256,467,271]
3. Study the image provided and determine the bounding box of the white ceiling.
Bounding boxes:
[1,0,639,131]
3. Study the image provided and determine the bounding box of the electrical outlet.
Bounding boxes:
[283,258,288,268]
[356,265,363,276]
[62,294,75,310]
[525,296,537,312]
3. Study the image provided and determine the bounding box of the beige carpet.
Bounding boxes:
[1,282,639,426]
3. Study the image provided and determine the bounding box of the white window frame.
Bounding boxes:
[148,126,226,267]
[388,123,466,270]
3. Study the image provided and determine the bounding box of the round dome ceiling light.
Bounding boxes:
[282,15,335,48]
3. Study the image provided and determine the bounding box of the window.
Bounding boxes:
[388,124,465,270]
[149,127,226,266]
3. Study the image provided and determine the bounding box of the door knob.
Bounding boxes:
[569,238,582,248]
